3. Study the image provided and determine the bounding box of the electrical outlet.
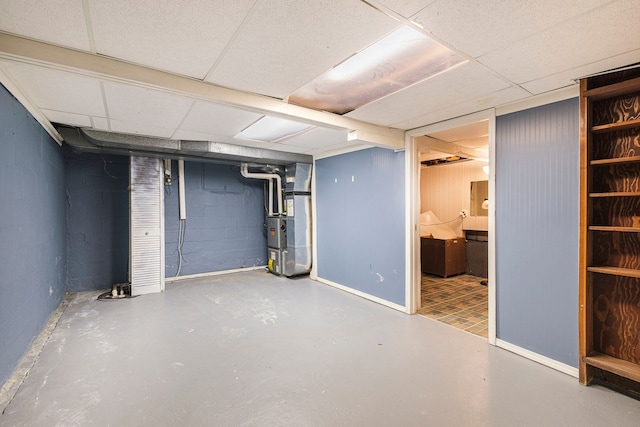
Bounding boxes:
[460,209,468,218]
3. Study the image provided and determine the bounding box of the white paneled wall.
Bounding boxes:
[420,160,488,236]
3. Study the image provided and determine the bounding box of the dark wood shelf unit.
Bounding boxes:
[592,118,640,134]
[584,352,640,383]
[583,76,640,101]
[588,225,640,232]
[587,266,640,278]
[580,66,640,392]
[590,156,640,166]
[589,192,640,197]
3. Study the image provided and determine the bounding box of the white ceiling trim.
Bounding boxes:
[0,62,62,144]
[0,31,405,149]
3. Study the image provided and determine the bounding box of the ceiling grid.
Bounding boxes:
[0,0,637,155]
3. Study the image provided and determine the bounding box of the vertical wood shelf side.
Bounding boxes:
[580,69,640,391]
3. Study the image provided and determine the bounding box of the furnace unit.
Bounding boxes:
[267,163,312,277]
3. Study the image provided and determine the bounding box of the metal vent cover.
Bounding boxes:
[130,156,165,295]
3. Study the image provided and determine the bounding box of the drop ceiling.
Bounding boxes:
[419,119,489,163]
[0,0,638,156]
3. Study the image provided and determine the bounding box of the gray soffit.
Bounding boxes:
[58,127,312,165]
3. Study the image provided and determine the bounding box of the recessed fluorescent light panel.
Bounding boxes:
[237,116,314,143]
[288,26,467,115]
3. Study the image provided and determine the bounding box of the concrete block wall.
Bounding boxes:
[64,149,130,292]
[164,161,267,277]
[0,85,66,385]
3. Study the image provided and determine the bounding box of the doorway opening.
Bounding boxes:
[407,111,496,343]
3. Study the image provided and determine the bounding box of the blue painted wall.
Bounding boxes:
[0,85,66,385]
[65,149,129,292]
[164,161,267,277]
[496,98,579,367]
[315,148,405,306]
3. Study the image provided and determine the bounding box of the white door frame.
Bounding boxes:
[405,109,497,345]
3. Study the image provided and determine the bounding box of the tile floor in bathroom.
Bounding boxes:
[418,273,488,338]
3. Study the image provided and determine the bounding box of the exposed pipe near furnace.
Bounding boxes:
[240,163,282,215]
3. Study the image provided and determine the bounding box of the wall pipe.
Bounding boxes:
[240,163,282,215]
[178,160,186,220]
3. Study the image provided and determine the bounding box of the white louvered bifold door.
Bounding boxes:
[130,156,165,295]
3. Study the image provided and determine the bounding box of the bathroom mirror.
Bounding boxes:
[470,180,488,216]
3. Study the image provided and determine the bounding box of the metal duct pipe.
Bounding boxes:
[240,164,283,215]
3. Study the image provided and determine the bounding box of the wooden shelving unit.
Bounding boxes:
[588,226,640,233]
[592,118,640,133]
[586,266,640,279]
[589,191,640,197]
[590,156,640,166]
[580,67,640,395]
[584,352,640,383]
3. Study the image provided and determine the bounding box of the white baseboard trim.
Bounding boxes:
[314,276,406,312]
[496,339,579,378]
[165,265,267,282]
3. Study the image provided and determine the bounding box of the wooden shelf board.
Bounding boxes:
[584,352,640,383]
[587,266,640,278]
[584,76,640,101]
[591,156,640,166]
[589,192,640,197]
[589,226,640,232]
[592,118,640,134]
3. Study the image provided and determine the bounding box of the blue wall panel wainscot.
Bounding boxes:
[315,148,405,306]
[496,98,579,367]
[0,85,66,385]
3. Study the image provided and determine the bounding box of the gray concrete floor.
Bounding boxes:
[1,270,640,426]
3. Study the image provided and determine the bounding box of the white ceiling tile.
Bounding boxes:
[311,141,371,157]
[109,119,176,139]
[370,0,437,18]
[172,129,218,142]
[178,101,263,140]
[522,48,640,95]
[88,0,256,79]
[269,144,313,154]
[0,0,91,51]
[414,0,612,58]
[346,61,511,127]
[393,86,530,129]
[91,117,109,131]
[205,0,400,98]
[278,127,349,149]
[429,121,488,143]
[478,0,640,85]
[1,62,105,116]
[226,136,279,150]
[455,137,489,150]
[42,109,92,127]
[103,82,193,131]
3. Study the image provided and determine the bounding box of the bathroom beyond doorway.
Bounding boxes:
[418,273,488,338]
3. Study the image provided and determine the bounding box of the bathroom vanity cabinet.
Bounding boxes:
[421,237,466,278]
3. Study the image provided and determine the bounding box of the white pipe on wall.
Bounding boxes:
[240,164,282,215]
[178,160,186,220]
